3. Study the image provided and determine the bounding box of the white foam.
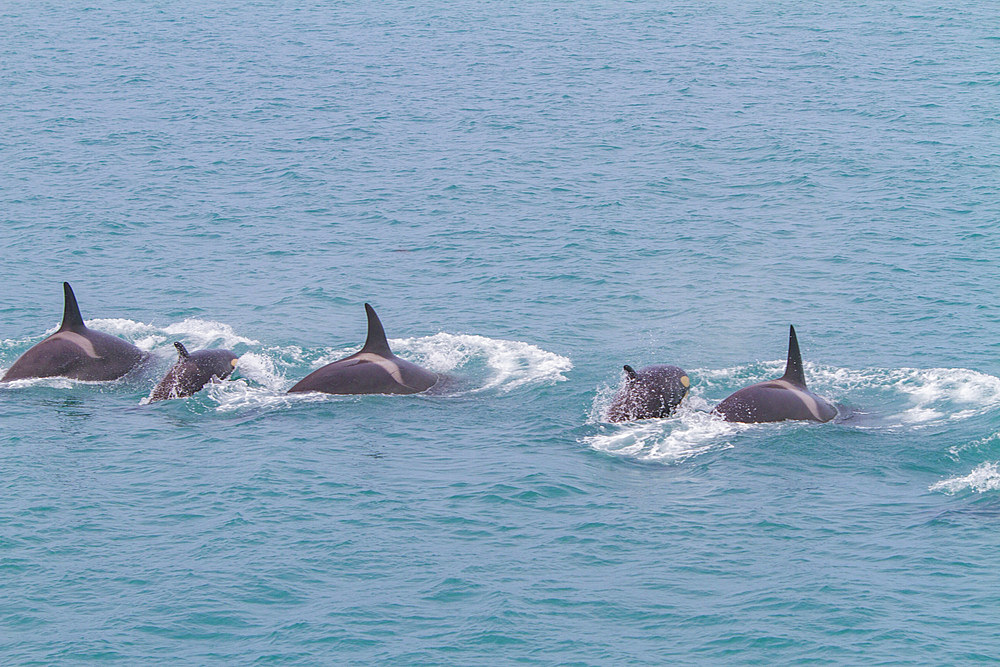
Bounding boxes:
[393,333,572,393]
[81,318,155,339]
[898,406,944,424]
[206,378,313,413]
[873,367,1000,427]
[163,320,258,350]
[930,462,1000,495]
[232,352,285,391]
[586,378,739,463]
[0,376,78,390]
[86,318,259,351]
[583,404,739,464]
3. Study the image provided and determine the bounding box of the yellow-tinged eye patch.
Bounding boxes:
[681,375,690,388]
[231,358,239,368]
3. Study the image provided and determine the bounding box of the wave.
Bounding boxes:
[584,362,1000,464]
[394,333,573,393]
[0,376,81,390]
[947,430,1000,461]
[584,401,740,464]
[930,462,1000,495]
[87,318,260,352]
[814,366,1000,427]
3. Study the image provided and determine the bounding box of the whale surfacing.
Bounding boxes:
[148,342,238,402]
[2,282,148,382]
[606,364,690,422]
[287,303,438,395]
[712,325,836,423]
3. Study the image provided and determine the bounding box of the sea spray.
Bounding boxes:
[930,462,1000,495]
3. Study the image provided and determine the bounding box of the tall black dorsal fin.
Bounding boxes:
[360,303,392,356]
[174,342,190,359]
[780,325,807,387]
[59,282,86,331]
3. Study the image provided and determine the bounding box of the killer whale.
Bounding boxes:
[148,342,238,402]
[712,325,836,423]
[2,282,149,382]
[606,364,690,422]
[287,303,438,395]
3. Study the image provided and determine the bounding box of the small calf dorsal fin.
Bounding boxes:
[361,303,392,356]
[59,282,86,331]
[623,365,638,380]
[174,342,190,359]
[780,325,806,387]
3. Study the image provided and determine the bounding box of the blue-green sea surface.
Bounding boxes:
[3,1,1000,663]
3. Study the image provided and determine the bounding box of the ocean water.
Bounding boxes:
[2,0,1000,663]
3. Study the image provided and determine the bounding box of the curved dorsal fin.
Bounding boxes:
[59,282,86,331]
[623,365,638,380]
[360,303,392,356]
[780,325,806,387]
[174,342,190,359]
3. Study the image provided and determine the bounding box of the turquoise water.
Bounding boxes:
[3,1,1000,663]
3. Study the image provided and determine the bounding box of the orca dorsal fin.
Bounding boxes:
[623,365,638,380]
[59,282,86,331]
[360,303,392,356]
[780,325,807,387]
[174,342,190,359]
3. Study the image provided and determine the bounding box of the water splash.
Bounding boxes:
[88,318,259,352]
[0,376,78,390]
[393,333,572,393]
[930,462,1000,495]
[584,404,739,464]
